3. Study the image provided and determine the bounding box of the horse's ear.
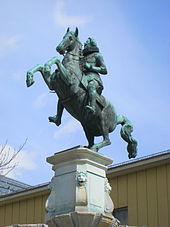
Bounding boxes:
[75,27,78,37]
[67,27,70,33]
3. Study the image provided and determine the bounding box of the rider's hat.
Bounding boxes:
[83,37,99,56]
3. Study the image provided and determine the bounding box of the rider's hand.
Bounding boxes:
[44,64,51,72]
[84,63,92,70]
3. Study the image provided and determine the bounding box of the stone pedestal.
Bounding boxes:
[45,147,118,227]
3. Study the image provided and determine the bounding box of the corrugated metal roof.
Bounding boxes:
[109,149,170,168]
[0,175,31,195]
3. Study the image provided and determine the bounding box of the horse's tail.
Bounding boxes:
[117,115,137,159]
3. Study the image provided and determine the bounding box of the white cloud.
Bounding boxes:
[0,144,37,179]
[0,34,21,57]
[33,92,49,109]
[53,0,91,27]
[54,119,82,139]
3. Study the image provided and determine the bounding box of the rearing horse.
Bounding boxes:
[26,28,137,158]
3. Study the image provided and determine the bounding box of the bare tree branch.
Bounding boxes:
[0,139,27,176]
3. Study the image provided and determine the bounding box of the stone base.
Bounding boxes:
[45,147,117,227]
[5,224,143,227]
[6,225,48,227]
[46,212,114,227]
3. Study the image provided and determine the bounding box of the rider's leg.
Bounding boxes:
[86,80,98,113]
[49,99,64,126]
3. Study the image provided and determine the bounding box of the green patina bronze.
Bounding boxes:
[26,28,137,158]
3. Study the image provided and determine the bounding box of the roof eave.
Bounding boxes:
[107,151,170,178]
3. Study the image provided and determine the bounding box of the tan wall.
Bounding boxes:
[0,192,48,227]
[109,163,170,227]
[0,163,170,227]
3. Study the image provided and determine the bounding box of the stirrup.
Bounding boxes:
[85,105,95,114]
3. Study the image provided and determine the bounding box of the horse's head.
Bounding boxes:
[56,27,79,55]
[26,71,35,87]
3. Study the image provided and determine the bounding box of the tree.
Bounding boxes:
[0,139,27,176]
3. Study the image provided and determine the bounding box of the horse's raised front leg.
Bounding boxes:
[26,64,43,87]
[45,57,70,86]
[26,64,53,90]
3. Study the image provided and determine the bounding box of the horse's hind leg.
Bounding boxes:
[90,133,111,152]
[90,119,111,152]
[83,128,94,148]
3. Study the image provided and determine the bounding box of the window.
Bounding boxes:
[113,207,128,225]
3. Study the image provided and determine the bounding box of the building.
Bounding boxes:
[0,150,170,227]
[108,150,170,227]
[0,176,30,195]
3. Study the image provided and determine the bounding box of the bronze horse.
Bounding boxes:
[26,28,137,158]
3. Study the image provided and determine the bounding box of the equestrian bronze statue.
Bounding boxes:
[26,27,137,158]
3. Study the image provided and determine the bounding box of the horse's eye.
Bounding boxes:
[69,36,73,41]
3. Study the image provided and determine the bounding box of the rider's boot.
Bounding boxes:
[49,115,61,126]
[85,90,96,114]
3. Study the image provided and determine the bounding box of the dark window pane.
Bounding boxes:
[113,207,128,225]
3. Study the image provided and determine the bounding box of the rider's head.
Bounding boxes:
[83,37,99,56]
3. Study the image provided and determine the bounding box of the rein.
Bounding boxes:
[66,51,83,61]
[61,38,87,94]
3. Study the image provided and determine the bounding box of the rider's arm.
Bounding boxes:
[90,53,107,75]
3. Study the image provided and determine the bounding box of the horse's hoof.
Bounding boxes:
[89,145,99,152]
[49,116,55,122]
[26,79,34,87]
[55,120,61,126]
[48,116,61,126]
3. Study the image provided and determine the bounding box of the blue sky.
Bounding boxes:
[0,0,169,185]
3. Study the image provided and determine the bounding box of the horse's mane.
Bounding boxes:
[74,36,84,73]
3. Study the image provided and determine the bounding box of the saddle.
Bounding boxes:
[81,74,106,109]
